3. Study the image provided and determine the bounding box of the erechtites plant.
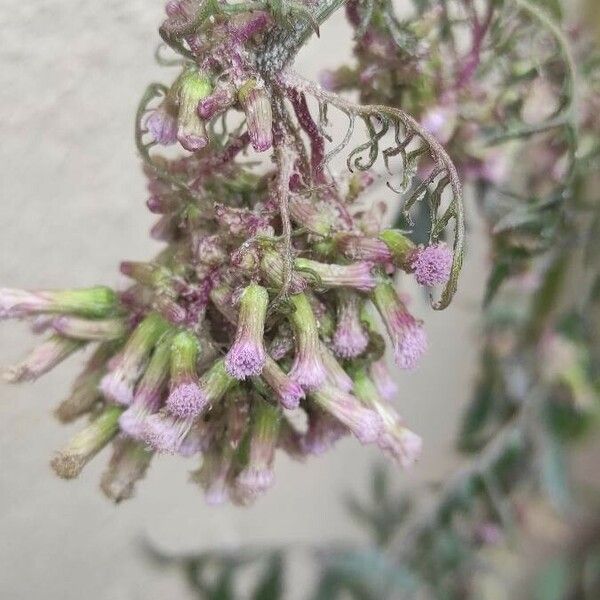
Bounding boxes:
[1,0,465,505]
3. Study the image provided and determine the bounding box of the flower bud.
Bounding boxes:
[260,356,305,409]
[310,384,382,445]
[3,335,83,383]
[100,313,170,405]
[371,280,427,370]
[235,398,281,500]
[0,286,118,320]
[238,79,272,152]
[408,242,453,287]
[332,291,369,359]
[51,405,123,479]
[142,409,195,454]
[288,293,327,389]
[163,330,203,416]
[197,80,235,120]
[100,436,154,503]
[289,196,337,236]
[352,367,421,467]
[225,283,269,379]
[166,358,235,417]
[146,101,178,145]
[51,316,127,341]
[176,69,213,151]
[54,342,118,423]
[119,333,173,438]
[294,258,376,292]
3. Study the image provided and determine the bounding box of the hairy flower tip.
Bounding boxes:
[311,385,383,445]
[262,357,305,410]
[378,426,423,468]
[235,467,274,498]
[224,283,269,379]
[300,410,348,455]
[234,398,280,501]
[51,406,123,479]
[146,103,178,145]
[369,359,398,401]
[350,365,421,467]
[238,79,272,152]
[372,280,428,370]
[166,381,207,418]
[289,354,328,390]
[288,293,327,389]
[225,341,266,379]
[100,437,153,503]
[393,322,427,370]
[409,243,453,287]
[332,292,369,359]
[142,411,192,454]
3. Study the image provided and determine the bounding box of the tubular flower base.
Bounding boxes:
[0,0,463,505]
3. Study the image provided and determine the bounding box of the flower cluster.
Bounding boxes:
[0,0,456,505]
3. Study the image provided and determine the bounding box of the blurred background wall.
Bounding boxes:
[0,2,487,598]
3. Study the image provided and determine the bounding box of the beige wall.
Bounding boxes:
[0,2,487,598]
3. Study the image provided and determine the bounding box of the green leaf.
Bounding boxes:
[251,553,284,600]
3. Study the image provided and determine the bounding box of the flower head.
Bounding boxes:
[234,398,281,502]
[351,366,422,467]
[409,242,453,287]
[142,410,194,454]
[176,69,213,151]
[332,291,369,359]
[100,437,153,503]
[288,293,327,389]
[310,384,382,445]
[0,286,117,320]
[100,313,170,405]
[372,280,427,370]
[51,406,123,479]
[261,356,305,409]
[166,358,235,418]
[119,333,172,438]
[224,283,269,379]
[238,79,272,152]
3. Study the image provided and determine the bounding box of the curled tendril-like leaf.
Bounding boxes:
[279,72,465,310]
